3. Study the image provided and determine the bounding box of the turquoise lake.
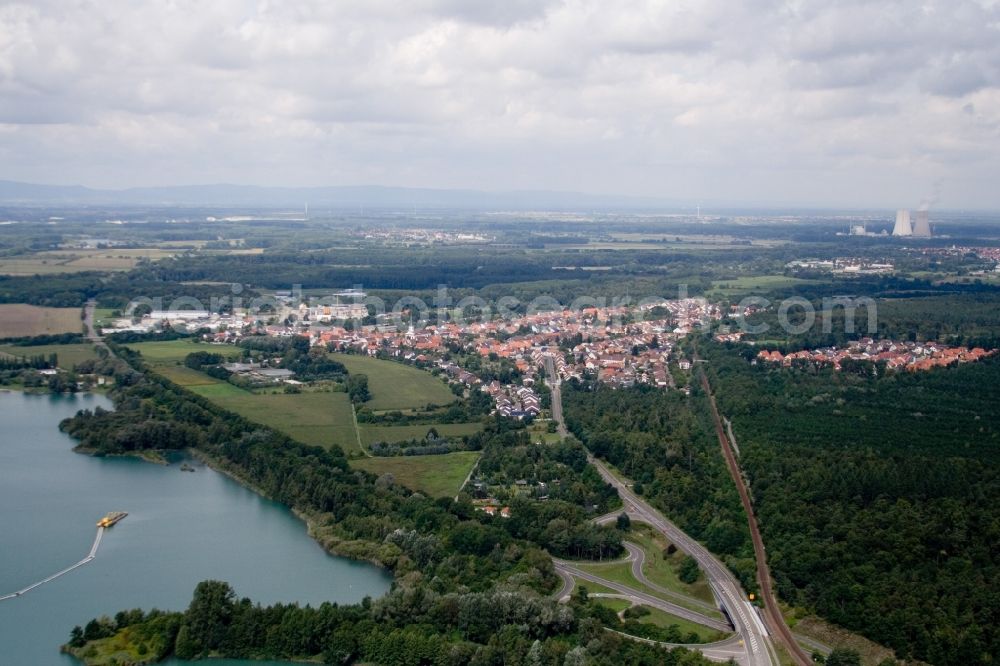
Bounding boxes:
[0,391,391,665]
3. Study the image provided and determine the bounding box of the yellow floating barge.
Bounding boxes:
[97,511,128,528]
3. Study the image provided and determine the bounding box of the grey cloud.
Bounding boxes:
[0,0,998,208]
[919,55,999,97]
[0,90,89,124]
[785,54,910,90]
[416,0,558,26]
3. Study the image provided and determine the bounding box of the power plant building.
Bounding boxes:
[892,209,912,237]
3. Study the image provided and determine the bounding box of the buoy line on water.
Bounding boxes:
[0,527,105,602]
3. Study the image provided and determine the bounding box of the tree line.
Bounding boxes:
[66,579,719,666]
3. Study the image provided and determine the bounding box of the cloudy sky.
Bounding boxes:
[1,0,999,208]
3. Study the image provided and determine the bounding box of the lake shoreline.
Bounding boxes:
[187,448,398,575]
[0,391,391,666]
[73,445,170,465]
[64,380,399,575]
[68,440,397,576]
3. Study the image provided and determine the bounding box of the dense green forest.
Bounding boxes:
[474,434,623,560]
[65,580,718,666]
[561,383,758,591]
[0,270,264,309]
[699,340,999,665]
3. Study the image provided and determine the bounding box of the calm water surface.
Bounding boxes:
[0,391,391,665]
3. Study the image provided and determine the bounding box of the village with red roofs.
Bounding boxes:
[754,338,994,372]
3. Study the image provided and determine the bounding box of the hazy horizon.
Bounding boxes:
[4,178,1000,214]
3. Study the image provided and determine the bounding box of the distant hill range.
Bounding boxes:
[0,179,677,210]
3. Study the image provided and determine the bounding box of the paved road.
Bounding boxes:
[588,457,776,666]
[553,566,576,601]
[543,356,777,666]
[84,299,143,381]
[544,356,568,438]
[83,299,101,342]
[552,559,733,633]
[605,627,755,664]
[624,542,723,615]
[698,368,812,666]
[593,509,625,526]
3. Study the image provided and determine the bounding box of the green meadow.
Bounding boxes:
[333,354,456,410]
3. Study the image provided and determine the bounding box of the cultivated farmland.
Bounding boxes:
[0,343,98,369]
[0,304,82,338]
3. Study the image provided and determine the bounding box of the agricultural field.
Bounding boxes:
[0,248,180,275]
[707,274,822,298]
[333,354,456,410]
[152,364,222,386]
[351,451,479,498]
[0,342,98,369]
[143,357,360,452]
[0,304,82,338]
[140,348,481,491]
[358,422,483,446]
[149,365,246,400]
[189,382,252,399]
[204,247,265,255]
[125,340,232,364]
[212,391,360,454]
[560,234,788,251]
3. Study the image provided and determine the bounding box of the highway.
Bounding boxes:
[543,355,778,666]
[552,557,733,633]
[624,542,724,615]
[587,457,777,666]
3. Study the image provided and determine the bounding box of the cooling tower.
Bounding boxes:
[912,210,931,237]
[892,209,912,236]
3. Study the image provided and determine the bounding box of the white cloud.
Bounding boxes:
[0,0,997,207]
